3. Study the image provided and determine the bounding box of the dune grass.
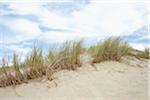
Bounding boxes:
[90,37,130,63]
[0,64,12,75]
[25,46,46,79]
[46,40,83,80]
[0,54,27,87]
[57,40,83,70]
[0,47,46,87]
[0,38,148,87]
[0,40,83,87]
[136,48,150,59]
[127,47,150,59]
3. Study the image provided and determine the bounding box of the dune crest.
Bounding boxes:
[0,53,148,100]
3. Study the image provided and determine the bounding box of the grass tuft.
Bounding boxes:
[0,54,26,87]
[1,37,145,87]
[25,46,46,79]
[136,48,150,59]
[47,40,83,72]
[90,37,129,63]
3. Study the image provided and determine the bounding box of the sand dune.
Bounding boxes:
[0,54,148,100]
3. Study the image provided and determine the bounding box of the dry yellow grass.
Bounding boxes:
[136,48,150,59]
[90,37,129,63]
[0,40,83,87]
[46,40,83,80]
[0,38,149,87]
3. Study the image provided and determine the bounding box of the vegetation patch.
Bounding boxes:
[0,40,83,87]
[0,37,149,87]
[90,37,130,63]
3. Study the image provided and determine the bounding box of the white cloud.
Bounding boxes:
[36,1,147,43]
[0,0,54,2]
[130,43,150,51]
[5,2,73,30]
[7,2,47,15]
[0,0,149,3]
[5,45,31,54]
[0,18,41,43]
[39,11,72,29]
[72,2,146,37]
[38,31,99,43]
[92,0,149,3]
[10,19,41,35]
[2,44,32,62]
[137,35,150,42]
[0,1,149,45]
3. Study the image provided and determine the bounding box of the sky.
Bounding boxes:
[0,0,149,62]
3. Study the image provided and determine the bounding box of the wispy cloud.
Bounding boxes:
[0,0,149,59]
[0,17,41,44]
[130,43,150,51]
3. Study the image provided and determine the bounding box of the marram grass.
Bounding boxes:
[46,40,83,80]
[136,48,150,59]
[90,37,130,63]
[0,40,83,87]
[0,54,27,87]
[0,38,149,87]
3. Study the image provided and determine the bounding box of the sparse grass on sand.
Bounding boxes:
[0,54,27,87]
[46,40,83,80]
[90,37,130,63]
[0,40,83,87]
[128,48,150,59]
[25,46,46,79]
[0,37,149,87]
[136,48,150,59]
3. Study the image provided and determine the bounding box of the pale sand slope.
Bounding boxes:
[0,54,148,100]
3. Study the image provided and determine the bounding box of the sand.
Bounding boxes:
[0,54,148,100]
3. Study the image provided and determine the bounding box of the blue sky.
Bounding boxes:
[0,0,149,62]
